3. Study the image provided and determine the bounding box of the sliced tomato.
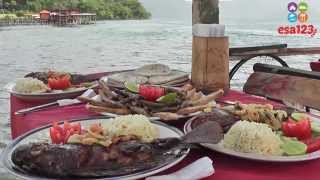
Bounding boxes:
[50,121,82,144]
[139,85,165,101]
[53,122,64,135]
[48,75,71,90]
[63,129,74,144]
[282,119,312,140]
[61,75,71,88]
[300,119,312,139]
[48,78,59,89]
[63,121,72,131]
[287,118,296,123]
[50,127,63,144]
[302,137,320,153]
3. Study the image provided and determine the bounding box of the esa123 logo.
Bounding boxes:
[278,1,317,37]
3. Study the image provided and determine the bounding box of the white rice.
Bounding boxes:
[102,115,159,142]
[223,121,283,155]
[14,78,49,94]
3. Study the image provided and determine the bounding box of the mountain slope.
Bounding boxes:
[140,0,191,21]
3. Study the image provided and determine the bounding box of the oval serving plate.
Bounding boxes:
[184,116,320,162]
[7,82,98,102]
[1,117,189,180]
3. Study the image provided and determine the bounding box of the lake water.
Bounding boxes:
[0,19,320,178]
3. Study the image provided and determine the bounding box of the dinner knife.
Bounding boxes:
[15,89,97,115]
[15,99,80,115]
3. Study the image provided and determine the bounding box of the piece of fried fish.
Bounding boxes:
[12,121,223,178]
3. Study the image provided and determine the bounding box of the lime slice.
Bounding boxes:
[281,138,307,156]
[291,113,309,121]
[124,81,139,93]
[311,122,320,134]
[157,92,177,104]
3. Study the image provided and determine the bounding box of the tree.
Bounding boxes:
[4,0,151,20]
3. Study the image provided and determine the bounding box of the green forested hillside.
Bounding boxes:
[1,0,151,20]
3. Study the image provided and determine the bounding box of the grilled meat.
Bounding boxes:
[12,138,186,178]
[190,109,238,133]
[24,72,86,84]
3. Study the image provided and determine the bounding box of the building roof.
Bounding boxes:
[40,10,50,14]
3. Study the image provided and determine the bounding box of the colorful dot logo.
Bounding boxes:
[288,2,298,12]
[279,1,317,37]
[288,13,298,23]
[298,12,308,23]
[298,1,308,12]
[287,1,309,23]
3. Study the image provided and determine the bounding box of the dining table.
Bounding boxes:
[9,76,320,180]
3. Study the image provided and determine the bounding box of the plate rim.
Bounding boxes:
[100,112,200,122]
[1,117,189,180]
[183,117,320,162]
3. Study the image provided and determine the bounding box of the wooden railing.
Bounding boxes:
[229,44,320,80]
[230,44,320,57]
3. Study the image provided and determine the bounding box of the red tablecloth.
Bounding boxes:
[10,90,320,180]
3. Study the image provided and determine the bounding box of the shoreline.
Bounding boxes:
[0,18,152,27]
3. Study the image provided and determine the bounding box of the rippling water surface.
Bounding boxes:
[0,19,320,178]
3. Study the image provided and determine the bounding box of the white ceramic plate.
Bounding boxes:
[184,117,320,162]
[1,118,189,180]
[6,82,98,102]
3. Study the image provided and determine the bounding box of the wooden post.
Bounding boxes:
[192,0,229,93]
[192,0,219,25]
[192,36,229,93]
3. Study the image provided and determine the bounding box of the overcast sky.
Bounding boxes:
[140,0,320,23]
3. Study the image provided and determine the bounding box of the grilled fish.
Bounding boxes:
[12,138,185,178]
[12,121,223,178]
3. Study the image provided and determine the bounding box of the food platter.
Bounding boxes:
[184,115,320,162]
[7,71,99,102]
[79,76,223,121]
[1,117,189,180]
[6,81,98,102]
